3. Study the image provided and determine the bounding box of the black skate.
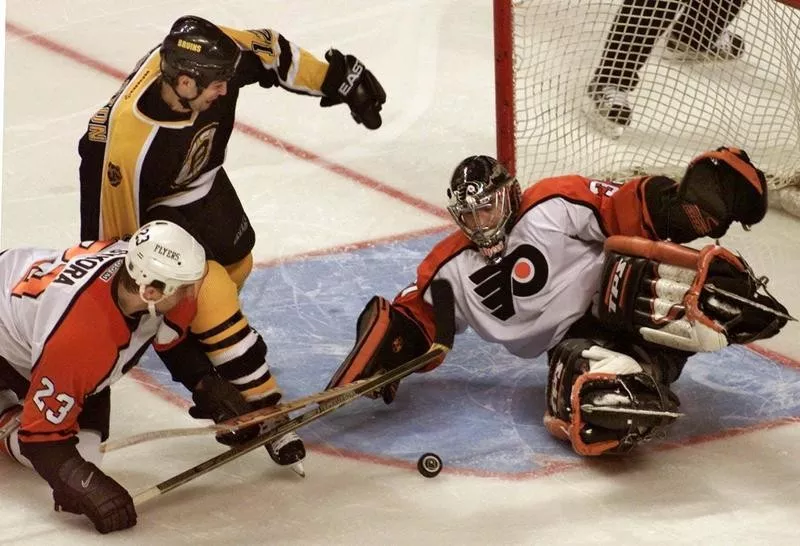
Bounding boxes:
[265,425,306,477]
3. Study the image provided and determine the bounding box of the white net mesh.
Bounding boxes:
[502,0,800,216]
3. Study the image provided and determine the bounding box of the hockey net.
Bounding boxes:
[495,0,800,217]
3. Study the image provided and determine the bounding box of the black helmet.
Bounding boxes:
[446,155,521,263]
[160,16,241,89]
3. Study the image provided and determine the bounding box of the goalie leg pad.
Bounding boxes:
[326,296,429,390]
[545,339,681,456]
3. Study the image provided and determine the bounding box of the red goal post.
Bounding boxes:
[494,0,800,217]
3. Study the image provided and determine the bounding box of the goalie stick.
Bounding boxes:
[131,279,456,506]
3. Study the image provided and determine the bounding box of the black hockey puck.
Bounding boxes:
[417,452,442,478]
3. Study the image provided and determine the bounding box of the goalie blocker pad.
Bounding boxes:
[326,296,432,390]
[597,236,790,353]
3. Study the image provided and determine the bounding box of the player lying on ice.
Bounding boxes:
[0,221,293,534]
[327,147,792,457]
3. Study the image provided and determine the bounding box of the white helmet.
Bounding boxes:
[125,221,206,300]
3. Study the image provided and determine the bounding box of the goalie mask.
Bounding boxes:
[447,156,521,263]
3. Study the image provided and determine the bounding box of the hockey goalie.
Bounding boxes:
[327,147,793,456]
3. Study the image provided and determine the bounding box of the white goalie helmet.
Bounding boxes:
[125,220,207,298]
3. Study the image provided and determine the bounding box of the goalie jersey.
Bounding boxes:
[79,27,331,241]
[394,175,660,360]
[0,241,196,444]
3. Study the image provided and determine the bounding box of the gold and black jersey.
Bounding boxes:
[79,27,330,241]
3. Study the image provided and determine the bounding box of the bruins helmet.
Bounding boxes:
[160,15,241,89]
[446,155,521,263]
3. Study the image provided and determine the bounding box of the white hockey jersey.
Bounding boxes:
[393,174,660,363]
[0,240,196,444]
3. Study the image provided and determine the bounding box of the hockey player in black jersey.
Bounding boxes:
[77,16,385,473]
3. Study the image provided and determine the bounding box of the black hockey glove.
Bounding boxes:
[645,147,767,243]
[189,373,260,445]
[52,455,136,534]
[320,48,386,130]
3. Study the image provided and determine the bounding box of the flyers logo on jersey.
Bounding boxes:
[468,244,549,320]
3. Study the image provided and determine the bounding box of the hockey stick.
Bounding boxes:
[100,376,388,453]
[131,279,455,506]
[132,342,450,505]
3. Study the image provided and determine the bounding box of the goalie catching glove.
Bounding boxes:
[597,236,793,353]
[320,48,386,130]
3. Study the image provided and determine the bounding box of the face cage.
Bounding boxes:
[448,185,514,260]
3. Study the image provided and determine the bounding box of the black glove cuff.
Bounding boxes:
[19,437,81,488]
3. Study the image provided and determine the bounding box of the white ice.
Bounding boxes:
[2,1,799,545]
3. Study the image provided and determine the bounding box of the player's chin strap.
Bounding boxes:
[175,87,201,110]
[479,240,506,264]
[160,76,202,111]
[138,286,167,317]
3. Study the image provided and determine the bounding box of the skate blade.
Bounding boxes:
[290,461,306,478]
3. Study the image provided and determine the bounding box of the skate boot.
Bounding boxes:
[665,28,744,61]
[587,81,632,127]
[265,419,306,477]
